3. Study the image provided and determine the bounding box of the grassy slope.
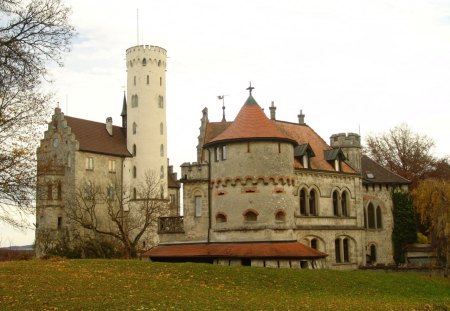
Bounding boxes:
[0,259,449,311]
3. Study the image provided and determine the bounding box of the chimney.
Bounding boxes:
[269,101,276,120]
[298,109,305,125]
[106,117,113,136]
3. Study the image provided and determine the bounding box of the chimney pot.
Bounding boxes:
[106,117,113,136]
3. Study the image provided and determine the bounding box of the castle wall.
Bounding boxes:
[293,170,365,268]
[362,184,395,265]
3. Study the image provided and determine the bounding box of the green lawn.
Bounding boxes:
[0,259,448,310]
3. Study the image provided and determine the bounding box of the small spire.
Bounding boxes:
[246,82,255,96]
[121,91,127,128]
[218,95,227,122]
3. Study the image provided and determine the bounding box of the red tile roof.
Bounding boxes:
[275,121,355,173]
[203,118,356,173]
[65,116,131,157]
[205,95,296,146]
[145,242,327,259]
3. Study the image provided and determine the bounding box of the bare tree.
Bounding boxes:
[67,172,168,258]
[0,0,75,226]
[365,124,436,187]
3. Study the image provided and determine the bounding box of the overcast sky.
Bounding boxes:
[2,0,450,246]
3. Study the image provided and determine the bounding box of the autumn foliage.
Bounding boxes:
[413,179,450,276]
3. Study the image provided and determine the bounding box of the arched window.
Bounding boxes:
[367,203,375,229]
[133,166,137,178]
[160,144,164,157]
[335,239,341,263]
[135,95,138,107]
[275,211,286,222]
[47,183,53,200]
[333,190,339,216]
[244,210,258,222]
[341,191,348,216]
[133,187,137,200]
[309,189,317,216]
[311,238,318,250]
[160,77,162,86]
[133,76,136,86]
[343,238,349,262]
[146,75,149,84]
[133,144,136,156]
[160,122,163,135]
[195,195,202,217]
[142,58,147,66]
[364,208,367,228]
[300,189,307,215]
[133,122,137,134]
[57,181,62,200]
[216,213,227,223]
[376,206,382,229]
[370,244,377,264]
[160,165,164,178]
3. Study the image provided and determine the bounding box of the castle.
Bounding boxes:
[36,45,409,269]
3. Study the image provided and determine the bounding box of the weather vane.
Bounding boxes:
[246,82,254,95]
[217,94,228,122]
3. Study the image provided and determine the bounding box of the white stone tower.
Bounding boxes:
[125,45,168,198]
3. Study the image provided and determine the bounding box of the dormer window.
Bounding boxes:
[294,144,315,169]
[335,159,341,171]
[302,155,309,169]
[324,148,346,172]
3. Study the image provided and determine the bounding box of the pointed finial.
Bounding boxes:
[218,95,227,122]
[246,82,255,95]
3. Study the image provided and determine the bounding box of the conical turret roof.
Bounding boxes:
[206,94,296,146]
[121,92,127,117]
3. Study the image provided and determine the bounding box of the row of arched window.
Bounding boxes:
[364,203,383,229]
[214,210,287,223]
[129,58,163,67]
[132,165,165,179]
[299,188,351,217]
[131,144,164,157]
[132,122,164,135]
[130,94,164,108]
[299,188,317,216]
[332,190,349,217]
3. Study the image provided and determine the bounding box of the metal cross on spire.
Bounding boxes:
[246,82,254,95]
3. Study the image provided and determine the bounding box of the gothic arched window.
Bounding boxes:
[309,189,317,216]
[376,206,382,229]
[341,191,348,216]
[367,203,375,229]
[300,189,307,215]
[333,190,339,216]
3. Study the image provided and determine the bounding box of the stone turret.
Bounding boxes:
[125,45,168,197]
[330,132,361,172]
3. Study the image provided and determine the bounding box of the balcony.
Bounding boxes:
[158,216,184,234]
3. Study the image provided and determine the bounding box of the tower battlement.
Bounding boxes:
[330,132,361,148]
[126,45,167,55]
